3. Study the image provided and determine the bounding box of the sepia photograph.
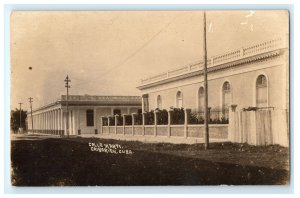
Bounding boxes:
[10,10,289,186]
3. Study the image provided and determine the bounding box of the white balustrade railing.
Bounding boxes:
[243,37,283,56]
[141,37,287,85]
[190,62,202,71]
[168,66,189,78]
[212,49,241,65]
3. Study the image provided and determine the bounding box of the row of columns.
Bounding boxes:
[27,108,65,134]
[101,109,192,138]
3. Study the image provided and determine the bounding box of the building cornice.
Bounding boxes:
[137,37,288,90]
[31,95,142,114]
[31,101,60,114]
[137,49,284,90]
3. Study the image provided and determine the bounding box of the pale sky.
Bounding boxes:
[10,10,289,111]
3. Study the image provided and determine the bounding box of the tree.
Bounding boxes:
[10,109,27,133]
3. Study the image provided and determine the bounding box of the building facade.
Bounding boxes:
[27,95,142,135]
[137,37,289,146]
[137,37,289,116]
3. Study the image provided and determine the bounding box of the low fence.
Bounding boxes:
[100,109,228,140]
[101,124,228,139]
[228,105,289,147]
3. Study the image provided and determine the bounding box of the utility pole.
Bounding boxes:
[65,75,71,137]
[19,102,23,133]
[203,11,209,150]
[28,97,34,133]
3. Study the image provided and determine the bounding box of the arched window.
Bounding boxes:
[198,87,205,112]
[157,95,162,109]
[176,91,183,108]
[222,82,231,118]
[86,109,94,126]
[256,75,268,107]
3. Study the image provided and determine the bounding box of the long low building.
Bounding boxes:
[26,95,142,135]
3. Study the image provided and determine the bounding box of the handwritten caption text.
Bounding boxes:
[88,142,133,155]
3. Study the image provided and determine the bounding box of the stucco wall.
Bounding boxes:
[143,56,287,113]
[102,126,109,134]
[116,126,123,134]
[124,126,132,135]
[157,125,168,136]
[100,124,228,140]
[134,126,143,135]
[145,126,154,136]
[170,125,184,137]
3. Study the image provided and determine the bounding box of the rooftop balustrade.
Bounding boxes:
[141,37,287,85]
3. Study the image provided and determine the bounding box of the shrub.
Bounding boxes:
[135,113,143,125]
[156,109,168,125]
[210,117,228,124]
[108,116,115,126]
[189,111,229,124]
[189,112,204,124]
[144,111,154,125]
[117,116,123,126]
[125,115,132,125]
[171,108,185,125]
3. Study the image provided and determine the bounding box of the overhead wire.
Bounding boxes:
[71,13,184,88]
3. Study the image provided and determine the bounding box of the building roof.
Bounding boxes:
[59,95,142,106]
[31,95,142,113]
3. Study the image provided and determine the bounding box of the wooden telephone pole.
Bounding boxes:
[18,102,23,132]
[65,75,71,137]
[28,97,34,133]
[203,11,209,150]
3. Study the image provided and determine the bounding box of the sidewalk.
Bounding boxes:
[10,133,61,141]
[80,133,228,144]
[10,132,228,144]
